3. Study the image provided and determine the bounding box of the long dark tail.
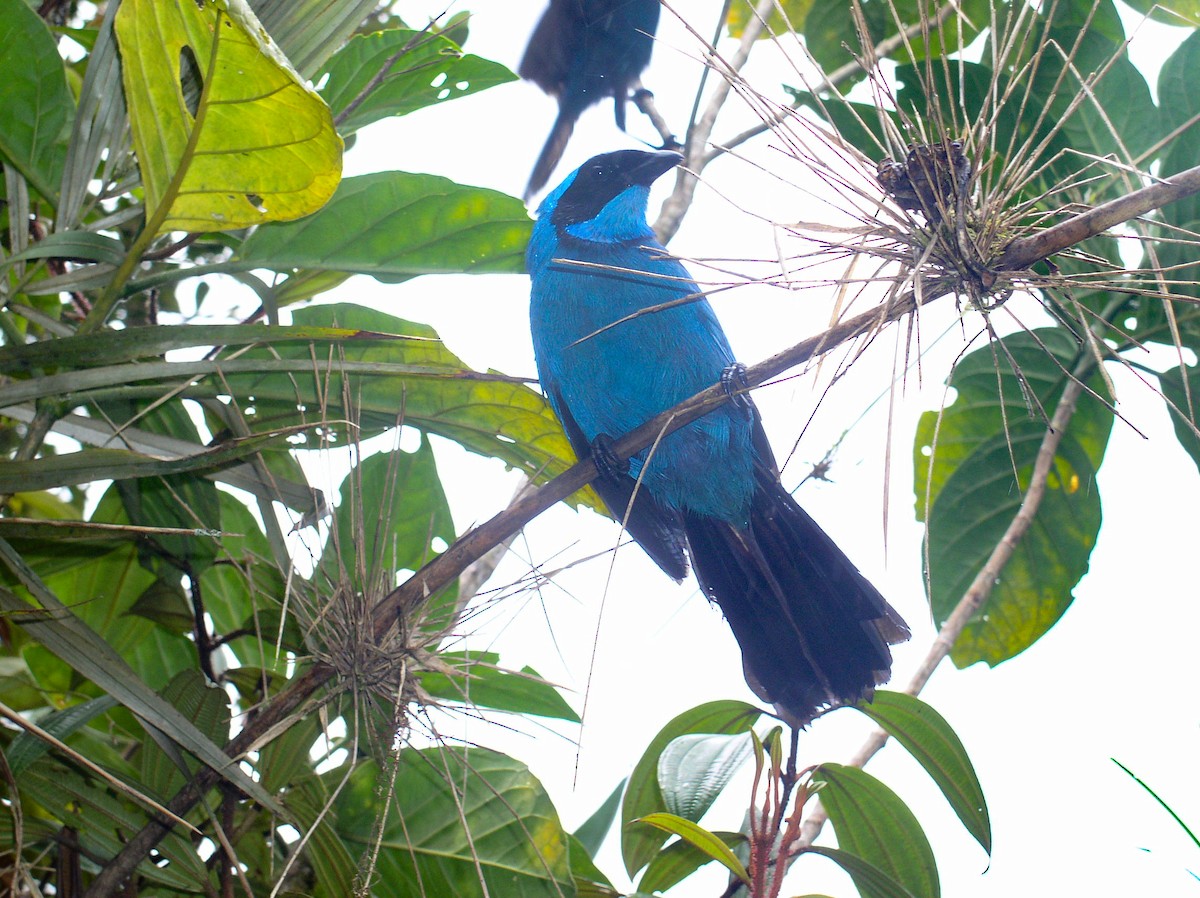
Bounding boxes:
[525,104,580,201]
[684,466,910,726]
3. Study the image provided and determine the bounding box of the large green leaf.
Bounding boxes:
[321,437,454,594]
[249,0,380,79]
[237,171,530,276]
[914,330,1112,666]
[0,0,72,203]
[816,763,938,898]
[138,669,231,799]
[336,748,574,898]
[115,0,342,233]
[804,846,919,898]
[914,328,1112,519]
[573,779,626,857]
[320,27,516,136]
[855,692,990,853]
[925,422,1102,666]
[1159,32,1200,234]
[416,650,581,722]
[0,322,395,373]
[637,829,747,895]
[6,695,118,775]
[621,700,760,878]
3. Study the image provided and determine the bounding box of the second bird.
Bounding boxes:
[520,0,661,200]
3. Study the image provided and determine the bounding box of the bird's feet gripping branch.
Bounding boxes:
[527,148,910,726]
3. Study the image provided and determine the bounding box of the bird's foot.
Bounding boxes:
[721,362,753,415]
[590,434,629,480]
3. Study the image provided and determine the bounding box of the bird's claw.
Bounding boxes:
[722,362,753,415]
[591,434,629,479]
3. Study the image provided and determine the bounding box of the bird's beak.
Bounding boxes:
[629,150,684,187]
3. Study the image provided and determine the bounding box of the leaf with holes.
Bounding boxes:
[115,0,341,233]
[320,27,516,136]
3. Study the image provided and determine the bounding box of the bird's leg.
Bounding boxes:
[721,362,754,416]
[590,433,630,480]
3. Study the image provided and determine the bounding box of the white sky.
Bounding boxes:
[281,3,1200,895]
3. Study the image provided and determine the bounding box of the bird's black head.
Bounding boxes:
[550,149,682,228]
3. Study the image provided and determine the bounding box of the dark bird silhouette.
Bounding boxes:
[528,149,910,725]
[519,0,661,200]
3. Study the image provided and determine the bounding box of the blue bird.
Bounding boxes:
[528,150,910,725]
[520,0,661,200]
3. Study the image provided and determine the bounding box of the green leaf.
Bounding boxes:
[320,27,516,136]
[1161,364,1200,475]
[286,773,358,898]
[925,422,1102,666]
[658,731,753,822]
[0,0,72,203]
[336,748,574,898]
[567,832,614,892]
[417,650,580,722]
[1159,31,1200,226]
[115,0,342,233]
[622,700,761,877]
[913,330,1112,666]
[1,231,126,272]
[0,440,278,497]
[1121,0,1200,25]
[804,846,919,898]
[637,830,747,895]
[6,695,118,775]
[321,436,454,590]
[855,691,991,853]
[238,171,530,276]
[574,779,626,857]
[634,814,750,886]
[815,763,938,898]
[914,329,1112,518]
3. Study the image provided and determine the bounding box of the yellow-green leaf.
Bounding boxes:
[115,0,342,234]
[633,813,751,886]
